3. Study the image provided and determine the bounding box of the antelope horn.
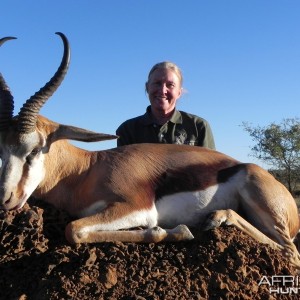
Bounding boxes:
[0,37,17,47]
[0,37,17,132]
[17,32,70,133]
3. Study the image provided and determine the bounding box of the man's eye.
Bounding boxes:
[153,82,161,86]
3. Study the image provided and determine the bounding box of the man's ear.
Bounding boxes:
[178,87,183,98]
[145,82,149,93]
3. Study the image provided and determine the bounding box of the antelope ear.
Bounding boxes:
[53,124,118,142]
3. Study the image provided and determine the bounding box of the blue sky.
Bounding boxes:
[1,1,299,167]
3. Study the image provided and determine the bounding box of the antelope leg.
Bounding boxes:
[65,224,194,244]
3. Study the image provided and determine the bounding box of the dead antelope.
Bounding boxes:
[1,33,300,268]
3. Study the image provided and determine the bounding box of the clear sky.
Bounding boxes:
[1,1,299,167]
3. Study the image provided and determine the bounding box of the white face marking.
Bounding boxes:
[156,182,239,228]
[23,154,46,200]
[0,130,46,210]
[18,134,47,205]
[78,204,158,235]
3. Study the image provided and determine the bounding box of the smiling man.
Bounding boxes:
[116,62,215,149]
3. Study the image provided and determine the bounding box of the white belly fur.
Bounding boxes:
[156,183,239,228]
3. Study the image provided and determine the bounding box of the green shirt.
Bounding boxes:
[116,106,215,149]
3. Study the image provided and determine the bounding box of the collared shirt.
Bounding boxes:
[116,106,216,149]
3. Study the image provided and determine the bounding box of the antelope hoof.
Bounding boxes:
[65,222,84,244]
[203,210,229,231]
[164,224,194,242]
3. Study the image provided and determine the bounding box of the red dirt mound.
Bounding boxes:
[0,198,298,300]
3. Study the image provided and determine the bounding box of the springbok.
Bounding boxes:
[1,33,300,268]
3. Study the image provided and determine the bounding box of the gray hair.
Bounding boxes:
[146,61,183,89]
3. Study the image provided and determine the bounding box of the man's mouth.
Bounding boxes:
[155,96,169,103]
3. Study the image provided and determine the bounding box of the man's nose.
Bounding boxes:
[158,83,168,94]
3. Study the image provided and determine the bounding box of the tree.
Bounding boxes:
[242,118,300,194]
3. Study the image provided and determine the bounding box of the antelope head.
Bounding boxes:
[0,33,116,211]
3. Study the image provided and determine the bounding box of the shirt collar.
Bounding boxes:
[141,106,182,125]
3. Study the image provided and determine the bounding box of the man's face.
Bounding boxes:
[146,68,182,116]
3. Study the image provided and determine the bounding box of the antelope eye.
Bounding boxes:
[26,148,41,165]
[31,148,41,156]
